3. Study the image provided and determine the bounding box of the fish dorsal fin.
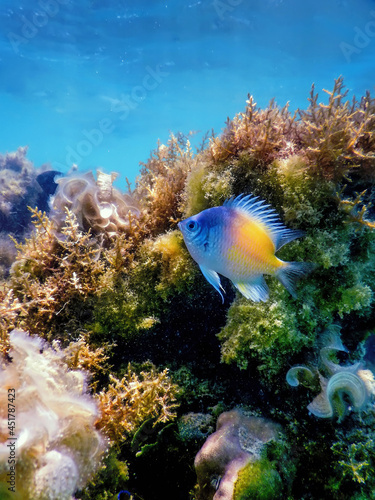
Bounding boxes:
[199,265,225,303]
[233,275,269,302]
[224,193,303,250]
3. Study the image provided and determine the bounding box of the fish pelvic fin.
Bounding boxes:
[199,265,225,303]
[276,261,316,298]
[233,275,269,302]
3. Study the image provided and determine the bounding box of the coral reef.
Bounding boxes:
[1,79,375,499]
[0,147,57,279]
[208,77,375,182]
[135,133,195,237]
[194,410,283,500]
[194,409,284,500]
[0,147,41,235]
[199,81,375,381]
[5,208,106,340]
[178,413,215,442]
[0,330,106,500]
[287,327,375,420]
[95,363,180,443]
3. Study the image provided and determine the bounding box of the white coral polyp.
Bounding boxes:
[33,451,78,500]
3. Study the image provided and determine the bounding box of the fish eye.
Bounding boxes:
[187,220,198,231]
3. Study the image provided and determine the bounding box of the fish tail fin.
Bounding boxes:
[276,261,316,298]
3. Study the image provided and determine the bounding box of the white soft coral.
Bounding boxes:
[0,330,106,500]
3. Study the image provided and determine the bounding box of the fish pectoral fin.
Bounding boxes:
[233,276,269,302]
[199,265,225,303]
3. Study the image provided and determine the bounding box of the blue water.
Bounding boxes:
[0,0,375,187]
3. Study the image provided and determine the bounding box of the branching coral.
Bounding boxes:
[297,77,375,181]
[135,133,196,236]
[330,418,375,494]
[336,187,375,229]
[0,330,106,500]
[95,363,180,444]
[209,96,296,165]
[54,334,111,391]
[8,208,106,338]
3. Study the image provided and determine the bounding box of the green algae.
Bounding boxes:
[75,447,129,500]
[234,459,283,500]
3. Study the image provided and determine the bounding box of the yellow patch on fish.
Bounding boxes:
[178,194,313,302]
[226,215,283,274]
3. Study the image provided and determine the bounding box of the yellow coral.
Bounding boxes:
[151,230,194,293]
[298,77,375,180]
[209,95,296,165]
[135,134,195,236]
[0,289,25,358]
[96,363,180,443]
[54,334,111,390]
[206,78,375,184]
[336,187,375,229]
[8,208,105,337]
